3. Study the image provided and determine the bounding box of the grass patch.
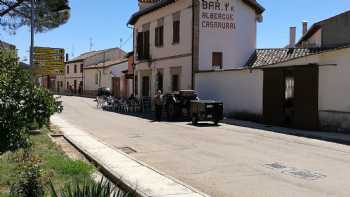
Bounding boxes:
[0,127,95,196]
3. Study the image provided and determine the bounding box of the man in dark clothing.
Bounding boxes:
[154,90,163,121]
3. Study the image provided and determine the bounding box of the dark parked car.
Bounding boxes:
[163,90,199,120]
[190,100,223,125]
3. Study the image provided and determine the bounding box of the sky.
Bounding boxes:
[1,0,350,63]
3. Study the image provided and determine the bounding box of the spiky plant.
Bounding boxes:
[49,178,133,197]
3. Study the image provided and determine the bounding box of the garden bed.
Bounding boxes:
[0,127,95,196]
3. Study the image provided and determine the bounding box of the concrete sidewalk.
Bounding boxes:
[51,116,209,197]
[224,118,350,145]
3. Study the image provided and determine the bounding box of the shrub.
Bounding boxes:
[0,50,62,154]
[9,154,45,197]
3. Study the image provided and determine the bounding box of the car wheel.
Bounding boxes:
[192,115,198,125]
[167,103,176,120]
[214,120,219,125]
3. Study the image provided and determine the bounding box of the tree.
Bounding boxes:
[0,49,62,154]
[0,0,70,33]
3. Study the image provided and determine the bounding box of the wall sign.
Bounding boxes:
[201,0,236,31]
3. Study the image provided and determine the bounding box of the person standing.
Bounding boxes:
[154,90,163,121]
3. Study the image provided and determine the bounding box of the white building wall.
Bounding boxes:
[84,69,101,92]
[65,61,84,91]
[134,0,193,62]
[318,48,350,131]
[134,0,193,97]
[136,56,192,96]
[198,0,258,70]
[84,61,128,95]
[195,69,263,115]
[84,48,126,67]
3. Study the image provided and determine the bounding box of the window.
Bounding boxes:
[74,64,77,73]
[137,30,150,60]
[172,75,179,91]
[212,52,223,69]
[80,64,83,73]
[285,77,295,100]
[142,76,150,97]
[173,12,180,44]
[67,65,69,74]
[155,26,164,47]
[173,20,180,44]
[66,82,69,89]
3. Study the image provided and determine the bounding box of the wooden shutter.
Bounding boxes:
[137,32,144,59]
[144,31,150,59]
[159,26,164,46]
[173,21,180,43]
[155,27,159,47]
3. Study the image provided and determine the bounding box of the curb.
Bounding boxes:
[223,119,350,146]
[51,116,210,197]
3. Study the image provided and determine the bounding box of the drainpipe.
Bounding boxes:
[127,24,136,96]
[191,0,195,90]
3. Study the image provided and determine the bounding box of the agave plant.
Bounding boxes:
[49,178,133,197]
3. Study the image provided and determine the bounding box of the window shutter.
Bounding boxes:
[160,26,164,46]
[144,31,150,59]
[173,21,180,44]
[137,32,144,59]
[155,28,158,47]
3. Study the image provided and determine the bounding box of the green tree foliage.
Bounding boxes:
[0,50,62,154]
[0,0,70,33]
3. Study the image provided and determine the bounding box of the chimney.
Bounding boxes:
[289,27,296,48]
[65,53,69,62]
[302,21,308,35]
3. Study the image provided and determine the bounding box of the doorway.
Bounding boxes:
[156,71,163,92]
[263,66,319,130]
[112,77,121,98]
[142,76,150,97]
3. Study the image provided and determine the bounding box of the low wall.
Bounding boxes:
[319,111,350,133]
[195,69,263,115]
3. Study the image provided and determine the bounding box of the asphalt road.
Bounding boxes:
[56,96,350,197]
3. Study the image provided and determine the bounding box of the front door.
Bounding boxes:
[263,66,319,130]
[293,66,319,129]
[112,77,121,98]
[142,76,150,97]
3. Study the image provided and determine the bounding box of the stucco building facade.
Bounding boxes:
[84,58,128,97]
[128,0,264,98]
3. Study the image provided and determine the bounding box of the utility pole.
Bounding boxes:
[30,0,35,67]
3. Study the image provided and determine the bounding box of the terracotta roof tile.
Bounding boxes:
[246,48,330,68]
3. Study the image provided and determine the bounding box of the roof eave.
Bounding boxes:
[128,0,265,26]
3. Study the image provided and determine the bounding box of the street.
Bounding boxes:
[56,96,350,197]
